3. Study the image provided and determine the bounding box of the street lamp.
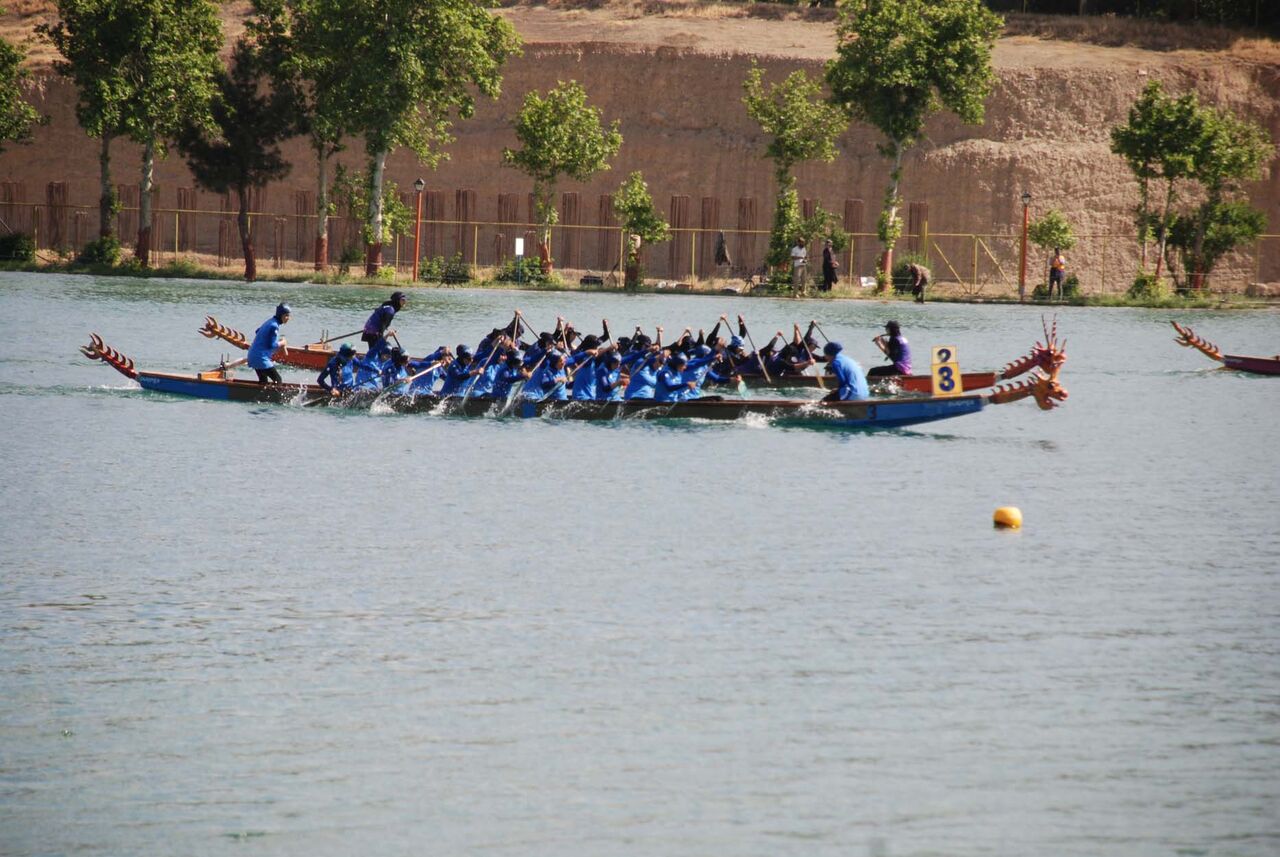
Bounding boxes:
[1019,190,1032,302]
[411,177,425,282]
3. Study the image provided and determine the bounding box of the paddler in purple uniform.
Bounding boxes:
[361,290,406,357]
[869,320,912,378]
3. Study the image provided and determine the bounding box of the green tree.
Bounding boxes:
[44,0,223,265]
[613,171,670,289]
[1028,208,1076,256]
[0,30,45,154]
[826,0,1001,288]
[176,43,296,282]
[248,0,358,271]
[38,0,136,239]
[329,0,520,276]
[1109,80,1203,279]
[330,164,413,255]
[1170,107,1271,289]
[742,63,846,269]
[503,80,622,274]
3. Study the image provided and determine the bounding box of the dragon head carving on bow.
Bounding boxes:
[989,318,1068,411]
[199,316,250,350]
[80,334,139,380]
[999,316,1068,381]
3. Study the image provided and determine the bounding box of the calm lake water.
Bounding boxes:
[1,272,1278,857]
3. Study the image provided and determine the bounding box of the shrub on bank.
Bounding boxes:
[1127,271,1169,301]
[420,252,472,284]
[76,235,121,266]
[0,233,36,262]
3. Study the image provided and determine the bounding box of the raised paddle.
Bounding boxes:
[461,313,517,404]
[795,324,826,390]
[813,320,832,344]
[739,317,773,384]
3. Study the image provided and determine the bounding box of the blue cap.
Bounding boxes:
[605,351,622,365]
[729,336,744,349]
[457,345,472,359]
[338,343,356,356]
[695,345,712,357]
[275,303,291,319]
[670,353,688,366]
[823,341,843,357]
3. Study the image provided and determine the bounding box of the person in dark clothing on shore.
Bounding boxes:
[821,239,839,292]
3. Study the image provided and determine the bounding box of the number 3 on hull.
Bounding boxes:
[931,345,964,397]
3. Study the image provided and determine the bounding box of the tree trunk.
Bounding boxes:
[1152,178,1174,280]
[237,186,256,282]
[364,148,388,277]
[98,134,115,240]
[878,145,905,291]
[625,244,641,289]
[314,144,329,271]
[1137,177,1149,270]
[534,182,554,274]
[1189,195,1213,291]
[135,139,155,267]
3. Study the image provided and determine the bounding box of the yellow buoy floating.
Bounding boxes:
[993,506,1023,530]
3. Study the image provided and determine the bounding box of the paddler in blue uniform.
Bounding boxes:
[655,353,697,402]
[247,303,290,384]
[361,290,406,357]
[407,347,450,395]
[489,353,529,400]
[522,351,570,402]
[316,342,357,395]
[440,345,480,397]
[595,351,627,401]
[679,345,718,400]
[821,341,869,402]
[380,348,411,389]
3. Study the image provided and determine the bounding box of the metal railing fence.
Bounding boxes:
[2,200,1276,293]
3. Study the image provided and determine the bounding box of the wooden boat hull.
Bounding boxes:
[131,370,988,428]
[1222,354,1280,375]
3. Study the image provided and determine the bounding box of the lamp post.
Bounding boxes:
[1018,190,1031,303]
[411,177,425,283]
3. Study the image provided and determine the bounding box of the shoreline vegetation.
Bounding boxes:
[1,258,1267,310]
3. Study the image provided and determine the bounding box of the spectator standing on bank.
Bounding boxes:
[821,239,839,293]
[790,237,808,295]
[1048,248,1066,299]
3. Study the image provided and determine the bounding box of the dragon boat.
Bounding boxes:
[80,328,1068,430]
[1171,321,1280,376]
[200,315,1054,395]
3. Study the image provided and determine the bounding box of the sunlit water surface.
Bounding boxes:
[1,273,1278,856]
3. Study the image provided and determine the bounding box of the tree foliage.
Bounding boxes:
[42,0,223,264]
[826,0,1001,282]
[613,170,669,288]
[503,80,622,272]
[0,32,44,152]
[742,62,845,269]
[177,42,296,281]
[1027,209,1077,253]
[333,0,520,272]
[1111,80,1272,287]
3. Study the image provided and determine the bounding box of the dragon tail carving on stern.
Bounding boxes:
[988,318,1068,411]
[80,334,139,380]
[199,316,250,350]
[1170,321,1224,363]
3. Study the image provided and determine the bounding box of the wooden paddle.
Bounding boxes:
[739,317,773,384]
[460,313,517,404]
[797,327,826,390]
[320,328,364,344]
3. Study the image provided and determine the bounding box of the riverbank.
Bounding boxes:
[1,258,1267,311]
